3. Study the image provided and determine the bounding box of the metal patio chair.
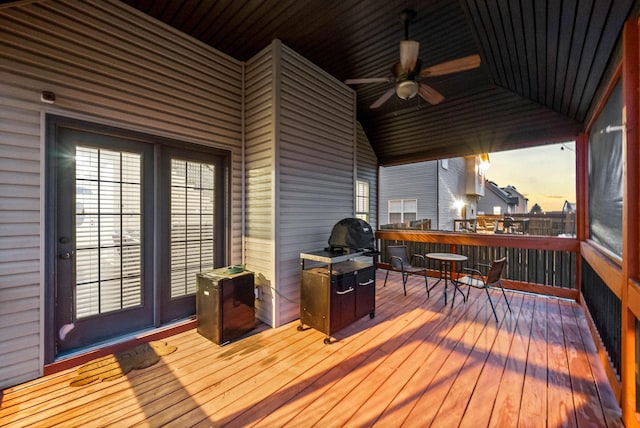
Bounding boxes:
[456,257,512,322]
[384,245,430,297]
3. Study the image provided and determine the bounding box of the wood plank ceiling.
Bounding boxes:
[121,0,637,165]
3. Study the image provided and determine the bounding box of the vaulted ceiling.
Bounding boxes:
[121,0,637,165]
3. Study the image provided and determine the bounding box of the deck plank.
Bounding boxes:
[547,298,578,427]
[429,289,516,427]
[0,271,622,428]
[518,297,549,427]
[560,300,608,427]
[488,289,535,427]
[571,303,623,427]
[458,292,525,428]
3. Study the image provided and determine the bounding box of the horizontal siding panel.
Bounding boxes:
[0,259,39,276]
[0,283,39,302]
[2,4,242,96]
[0,171,39,187]
[0,247,39,264]
[0,223,39,236]
[280,76,353,119]
[89,1,242,73]
[0,320,40,343]
[279,151,352,174]
[0,112,40,136]
[245,104,273,123]
[0,197,38,212]
[0,158,39,174]
[0,272,39,288]
[0,184,39,198]
[0,37,241,124]
[280,100,352,140]
[0,359,40,389]
[1,68,242,144]
[0,105,41,126]
[0,305,39,323]
[278,126,353,155]
[2,345,38,369]
[0,136,40,155]
[0,211,39,224]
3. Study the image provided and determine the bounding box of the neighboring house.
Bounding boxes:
[379,156,485,231]
[503,185,529,213]
[478,180,528,215]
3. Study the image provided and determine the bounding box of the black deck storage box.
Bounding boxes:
[196,269,255,345]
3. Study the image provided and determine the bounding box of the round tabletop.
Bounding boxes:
[426,252,468,262]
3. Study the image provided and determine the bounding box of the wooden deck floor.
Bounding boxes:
[1,272,623,427]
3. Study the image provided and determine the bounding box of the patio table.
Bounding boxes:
[426,252,468,307]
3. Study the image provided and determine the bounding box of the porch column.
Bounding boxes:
[621,17,640,427]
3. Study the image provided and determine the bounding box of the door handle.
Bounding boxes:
[336,287,354,295]
[358,279,374,286]
[59,251,74,260]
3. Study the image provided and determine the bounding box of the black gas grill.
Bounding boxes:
[299,218,377,344]
[327,217,377,255]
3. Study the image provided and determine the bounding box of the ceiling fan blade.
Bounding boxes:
[418,83,445,105]
[345,77,390,85]
[399,40,419,73]
[420,54,481,78]
[370,88,396,109]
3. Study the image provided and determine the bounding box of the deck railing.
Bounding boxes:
[581,259,622,379]
[376,229,580,300]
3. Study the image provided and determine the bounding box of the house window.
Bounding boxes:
[389,199,417,224]
[355,180,370,222]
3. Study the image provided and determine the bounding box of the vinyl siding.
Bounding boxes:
[244,44,275,325]
[243,41,356,326]
[277,42,355,325]
[0,0,242,388]
[378,162,438,226]
[0,102,41,388]
[478,186,510,215]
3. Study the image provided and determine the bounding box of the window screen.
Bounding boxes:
[588,79,623,257]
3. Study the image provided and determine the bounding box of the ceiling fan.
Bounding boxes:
[345,10,481,109]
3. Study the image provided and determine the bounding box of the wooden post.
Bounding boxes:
[620,18,640,427]
[575,132,588,301]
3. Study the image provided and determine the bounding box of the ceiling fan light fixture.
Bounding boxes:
[396,80,418,100]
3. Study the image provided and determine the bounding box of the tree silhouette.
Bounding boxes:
[530,203,542,214]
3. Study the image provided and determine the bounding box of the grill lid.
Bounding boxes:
[328,218,375,253]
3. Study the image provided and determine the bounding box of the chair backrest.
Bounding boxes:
[487,257,507,284]
[387,245,409,269]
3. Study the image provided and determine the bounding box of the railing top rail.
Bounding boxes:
[376,230,579,252]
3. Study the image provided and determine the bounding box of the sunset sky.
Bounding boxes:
[484,141,576,213]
